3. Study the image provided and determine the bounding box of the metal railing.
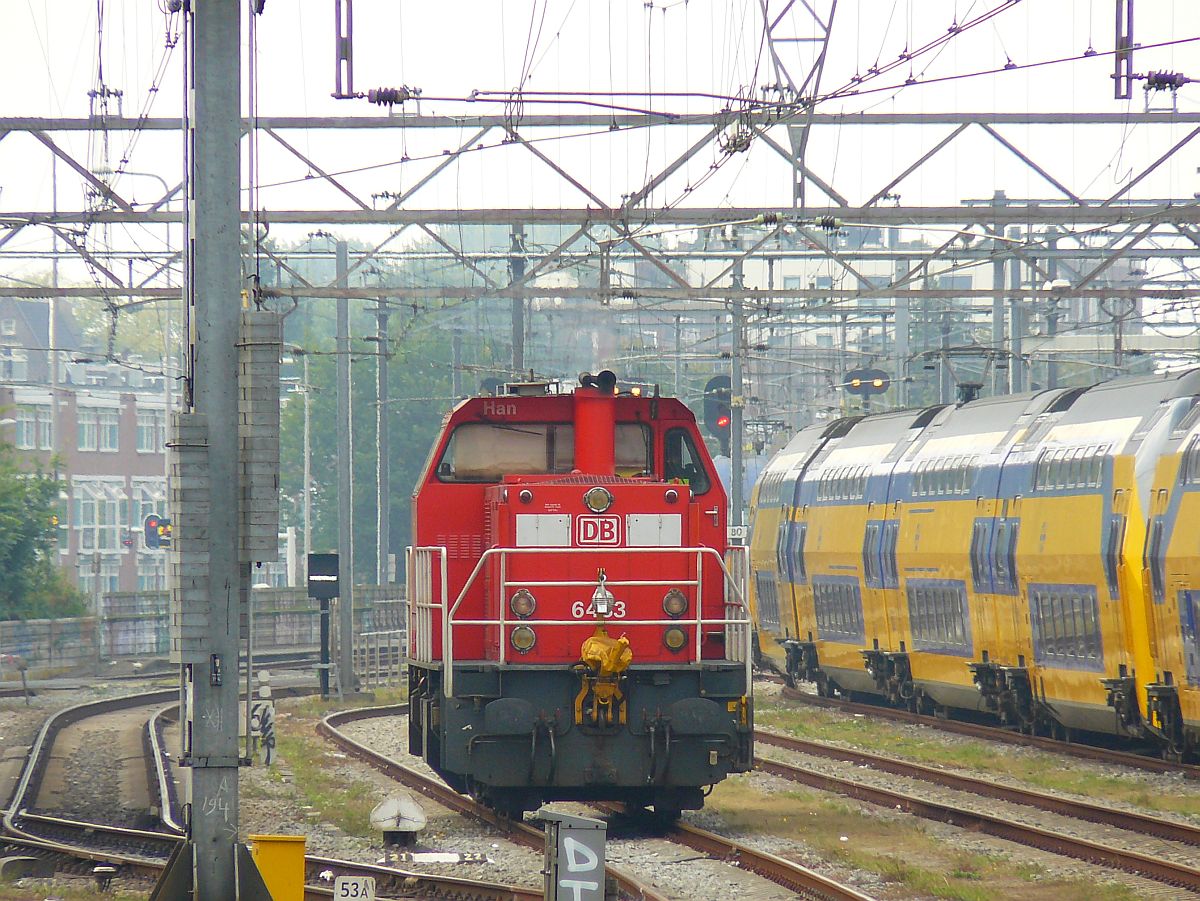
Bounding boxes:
[407,546,447,665]
[352,629,406,688]
[407,544,751,698]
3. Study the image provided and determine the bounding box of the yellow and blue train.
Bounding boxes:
[749,368,1200,760]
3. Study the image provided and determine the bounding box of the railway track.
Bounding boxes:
[321,704,876,901]
[1,688,537,900]
[754,730,1200,894]
[776,683,1200,780]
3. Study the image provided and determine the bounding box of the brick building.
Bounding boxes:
[0,298,171,594]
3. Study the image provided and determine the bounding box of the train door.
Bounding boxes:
[969,494,1005,664]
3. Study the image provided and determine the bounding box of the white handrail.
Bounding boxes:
[407,544,752,698]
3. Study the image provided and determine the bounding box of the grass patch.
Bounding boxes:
[707,775,1139,901]
[0,885,146,900]
[269,693,405,838]
[286,685,407,719]
[756,701,1200,820]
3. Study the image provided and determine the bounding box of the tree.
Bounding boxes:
[0,433,85,620]
[278,299,499,583]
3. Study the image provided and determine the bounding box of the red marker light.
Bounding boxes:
[716,414,731,428]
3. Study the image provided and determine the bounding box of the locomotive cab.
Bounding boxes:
[406,373,753,816]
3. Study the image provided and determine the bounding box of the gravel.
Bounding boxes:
[343,714,869,901]
[239,707,546,891]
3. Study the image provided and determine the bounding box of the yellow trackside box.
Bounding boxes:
[248,834,306,900]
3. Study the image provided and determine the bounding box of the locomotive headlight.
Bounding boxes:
[591,583,615,616]
[509,589,536,618]
[662,589,687,618]
[510,626,537,653]
[583,486,614,513]
[663,626,688,652]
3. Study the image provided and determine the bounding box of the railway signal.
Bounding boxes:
[143,514,172,550]
[703,375,732,455]
[843,367,891,397]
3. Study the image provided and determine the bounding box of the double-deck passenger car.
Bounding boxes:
[750,368,1200,760]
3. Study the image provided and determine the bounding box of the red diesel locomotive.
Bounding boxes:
[406,372,753,817]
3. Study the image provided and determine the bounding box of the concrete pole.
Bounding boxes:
[375,298,390,584]
[1046,228,1060,389]
[837,314,848,411]
[1008,227,1025,393]
[187,0,241,894]
[730,261,745,541]
[991,190,1007,396]
[336,241,356,694]
[451,328,463,398]
[302,353,312,573]
[510,226,525,375]
[674,315,682,398]
[893,258,910,406]
[940,312,953,404]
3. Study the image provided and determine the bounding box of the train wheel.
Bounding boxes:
[652,805,682,824]
[1162,742,1186,764]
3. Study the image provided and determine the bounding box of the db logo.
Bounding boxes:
[576,516,621,546]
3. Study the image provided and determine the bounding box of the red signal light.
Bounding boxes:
[716,414,731,429]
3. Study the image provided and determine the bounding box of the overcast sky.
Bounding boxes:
[4,2,1200,271]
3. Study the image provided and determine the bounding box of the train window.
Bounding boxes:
[1182,437,1200,485]
[1148,517,1166,604]
[881,520,900,589]
[664,428,711,495]
[755,571,781,631]
[775,518,790,577]
[1182,589,1200,687]
[906,580,970,655]
[437,423,568,481]
[1031,585,1103,670]
[970,519,991,593]
[1103,514,1126,600]
[862,521,882,587]
[812,578,865,643]
[992,519,1019,595]
[437,422,651,482]
[792,522,809,583]
[614,424,652,475]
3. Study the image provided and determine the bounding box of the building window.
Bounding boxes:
[78,554,121,596]
[98,409,119,452]
[0,318,15,336]
[136,408,166,453]
[16,405,53,450]
[0,347,27,381]
[15,408,36,449]
[77,408,99,451]
[36,406,53,449]
[73,480,127,552]
[137,553,166,591]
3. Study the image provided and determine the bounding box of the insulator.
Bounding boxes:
[368,86,415,106]
[816,216,840,231]
[1145,70,1189,92]
[759,212,779,225]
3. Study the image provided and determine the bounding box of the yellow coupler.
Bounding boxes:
[248,834,306,900]
[575,625,633,726]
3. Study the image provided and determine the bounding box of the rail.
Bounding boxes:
[409,545,751,698]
